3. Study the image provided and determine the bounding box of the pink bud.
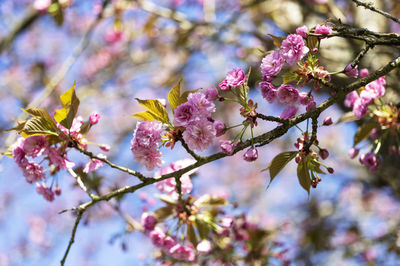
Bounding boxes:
[360,68,369,78]
[344,63,359,78]
[214,120,226,137]
[100,144,111,152]
[89,112,100,125]
[205,87,218,101]
[323,117,333,126]
[319,149,329,160]
[348,147,359,159]
[141,213,157,231]
[220,140,234,155]
[327,167,334,174]
[54,186,62,196]
[243,147,258,162]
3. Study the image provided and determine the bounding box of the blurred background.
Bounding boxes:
[0,0,400,265]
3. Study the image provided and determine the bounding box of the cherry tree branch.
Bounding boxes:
[352,0,400,25]
[60,210,83,266]
[67,168,98,200]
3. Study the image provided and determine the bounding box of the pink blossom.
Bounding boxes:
[314,24,332,36]
[104,28,123,44]
[260,81,277,103]
[323,117,333,126]
[197,240,212,254]
[174,102,198,127]
[348,148,359,159]
[23,162,45,183]
[163,236,176,250]
[36,184,55,202]
[34,0,51,11]
[83,154,106,173]
[360,68,369,77]
[23,135,48,158]
[154,159,196,196]
[277,85,299,105]
[149,227,166,247]
[221,217,234,228]
[306,100,316,111]
[363,76,386,99]
[260,50,285,80]
[299,92,313,106]
[296,25,309,38]
[100,144,110,152]
[344,64,358,78]
[12,139,28,167]
[360,152,379,172]
[169,244,196,262]
[132,148,162,171]
[187,92,215,116]
[47,148,75,170]
[344,91,359,108]
[182,121,216,151]
[89,111,100,125]
[205,87,218,101]
[280,106,298,119]
[353,97,368,118]
[220,140,234,155]
[280,34,309,65]
[214,120,226,137]
[243,147,258,162]
[141,213,157,231]
[225,68,246,87]
[218,79,230,91]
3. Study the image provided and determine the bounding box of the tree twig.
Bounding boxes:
[352,0,400,25]
[60,210,83,266]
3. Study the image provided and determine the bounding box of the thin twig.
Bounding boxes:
[60,210,83,266]
[178,137,203,161]
[352,0,400,25]
[351,43,374,68]
[67,168,97,200]
[72,143,148,181]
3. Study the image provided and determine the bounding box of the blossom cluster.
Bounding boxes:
[345,69,386,118]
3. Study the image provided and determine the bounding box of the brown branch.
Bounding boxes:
[67,168,98,200]
[352,0,400,25]
[178,137,203,161]
[60,210,83,266]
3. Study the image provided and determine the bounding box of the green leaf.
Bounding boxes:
[20,116,59,138]
[353,121,378,147]
[131,111,161,121]
[187,223,197,247]
[133,98,170,124]
[337,112,359,123]
[168,78,184,112]
[282,71,298,84]
[306,36,319,50]
[48,2,64,26]
[263,151,297,185]
[22,108,57,131]
[267,34,286,48]
[54,82,80,129]
[195,218,210,239]
[153,206,174,222]
[297,160,311,195]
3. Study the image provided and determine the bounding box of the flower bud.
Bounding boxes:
[348,147,359,159]
[89,111,100,125]
[323,117,333,126]
[319,149,329,160]
[220,140,234,155]
[243,147,258,162]
[141,213,157,231]
[54,186,62,196]
[205,87,218,101]
[344,63,359,78]
[100,144,111,152]
[327,167,334,174]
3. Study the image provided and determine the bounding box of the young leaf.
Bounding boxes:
[297,160,311,195]
[195,218,210,239]
[194,194,227,207]
[20,116,59,138]
[153,205,174,222]
[353,121,378,147]
[22,108,57,130]
[263,151,297,185]
[282,71,298,84]
[54,82,80,129]
[337,112,359,123]
[48,2,64,26]
[134,98,170,124]
[187,223,198,247]
[306,36,319,50]
[267,34,286,48]
[168,78,184,112]
[131,111,161,121]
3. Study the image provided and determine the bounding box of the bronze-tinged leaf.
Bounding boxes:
[80,121,92,135]
[353,121,378,147]
[297,160,311,195]
[195,218,210,239]
[262,151,297,185]
[4,120,26,132]
[22,108,57,130]
[282,71,298,84]
[168,78,184,112]
[267,34,286,48]
[155,194,178,205]
[337,112,359,123]
[48,2,63,26]
[131,111,160,121]
[153,205,174,222]
[306,36,319,50]
[194,194,227,207]
[54,82,80,129]
[187,223,197,247]
[134,98,170,124]
[20,116,59,138]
